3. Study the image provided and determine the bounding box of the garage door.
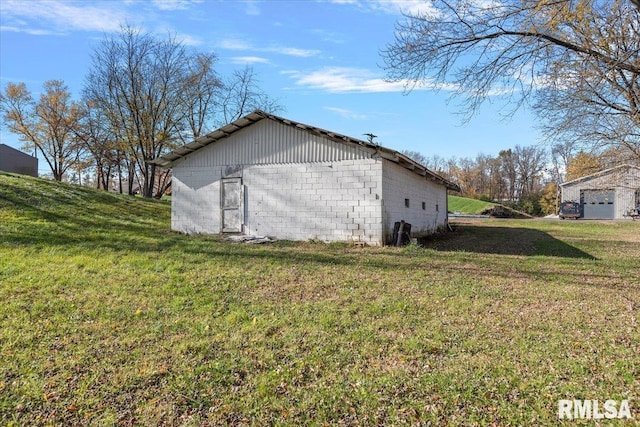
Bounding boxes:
[581,189,615,219]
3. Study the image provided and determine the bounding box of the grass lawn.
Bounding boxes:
[448,195,496,215]
[1,172,639,425]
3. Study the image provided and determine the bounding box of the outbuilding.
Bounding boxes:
[560,164,640,219]
[0,144,38,177]
[153,110,459,245]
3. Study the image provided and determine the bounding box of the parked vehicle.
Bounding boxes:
[559,201,581,220]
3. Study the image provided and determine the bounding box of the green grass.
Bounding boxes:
[1,172,639,425]
[448,195,497,214]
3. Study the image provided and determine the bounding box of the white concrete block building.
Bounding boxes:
[153,110,459,245]
[561,164,640,219]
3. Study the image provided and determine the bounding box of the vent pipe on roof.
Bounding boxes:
[363,133,377,144]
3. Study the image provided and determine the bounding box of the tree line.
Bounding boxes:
[403,142,637,216]
[1,26,281,198]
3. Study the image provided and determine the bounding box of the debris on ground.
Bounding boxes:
[225,235,275,244]
[480,205,532,219]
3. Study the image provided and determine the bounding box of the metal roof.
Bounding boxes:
[151,110,460,191]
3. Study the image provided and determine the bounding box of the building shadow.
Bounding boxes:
[419,224,597,259]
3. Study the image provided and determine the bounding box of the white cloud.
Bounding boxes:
[218,38,254,50]
[323,107,369,120]
[0,0,126,33]
[244,0,261,15]
[217,38,320,58]
[0,25,61,36]
[151,0,203,11]
[329,0,437,16]
[471,0,505,9]
[271,46,320,57]
[0,0,206,37]
[230,56,270,65]
[400,0,439,15]
[287,66,453,93]
[175,33,203,46]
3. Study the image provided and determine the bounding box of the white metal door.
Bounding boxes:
[221,178,243,232]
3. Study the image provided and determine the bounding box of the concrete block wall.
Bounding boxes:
[171,166,223,234]
[170,158,385,244]
[381,159,447,242]
[244,158,383,244]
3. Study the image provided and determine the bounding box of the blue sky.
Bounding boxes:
[0,0,542,174]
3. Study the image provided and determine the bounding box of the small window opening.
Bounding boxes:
[405,198,410,208]
[436,203,439,212]
[421,201,426,210]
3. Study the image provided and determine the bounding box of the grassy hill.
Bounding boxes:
[0,172,171,249]
[448,195,533,218]
[448,195,496,214]
[1,172,639,425]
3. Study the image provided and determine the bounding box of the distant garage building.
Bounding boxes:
[153,110,460,245]
[0,144,38,177]
[561,164,640,219]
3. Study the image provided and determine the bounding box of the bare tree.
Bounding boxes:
[550,141,578,180]
[486,156,505,201]
[499,149,518,202]
[85,26,195,197]
[219,66,282,125]
[400,150,429,166]
[547,141,577,204]
[73,100,120,190]
[382,0,640,161]
[175,52,223,144]
[1,80,83,181]
[534,2,640,163]
[514,145,547,198]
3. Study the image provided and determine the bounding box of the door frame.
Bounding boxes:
[220,177,244,233]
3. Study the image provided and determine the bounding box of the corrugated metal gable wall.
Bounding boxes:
[176,119,371,168]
